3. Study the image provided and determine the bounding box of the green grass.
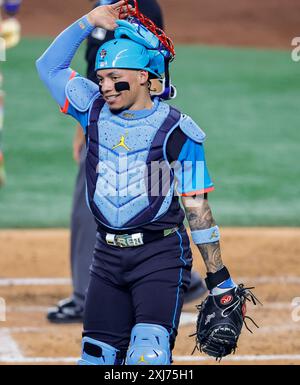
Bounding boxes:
[0,38,299,227]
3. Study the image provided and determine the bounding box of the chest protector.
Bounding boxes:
[85,97,181,230]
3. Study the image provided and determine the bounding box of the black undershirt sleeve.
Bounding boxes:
[165,126,187,164]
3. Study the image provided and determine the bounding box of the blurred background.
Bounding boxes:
[0,0,300,365]
[1,0,299,228]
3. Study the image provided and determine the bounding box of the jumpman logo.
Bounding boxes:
[112,131,131,151]
[137,354,149,364]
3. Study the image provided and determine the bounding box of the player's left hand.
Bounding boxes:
[190,284,260,361]
[87,0,133,30]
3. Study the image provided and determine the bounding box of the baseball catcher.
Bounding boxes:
[47,0,206,325]
[0,0,22,187]
[36,0,258,365]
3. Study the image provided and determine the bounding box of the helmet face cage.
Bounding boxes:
[114,0,176,100]
[120,0,176,59]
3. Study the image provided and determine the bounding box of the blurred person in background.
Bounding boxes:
[47,0,207,324]
[0,0,22,186]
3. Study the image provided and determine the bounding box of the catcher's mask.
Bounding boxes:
[95,17,176,100]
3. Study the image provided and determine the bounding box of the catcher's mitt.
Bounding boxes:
[190,284,260,361]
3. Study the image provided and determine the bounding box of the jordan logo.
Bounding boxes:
[137,354,148,364]
[210,230,218,240]
[112,132,131,151]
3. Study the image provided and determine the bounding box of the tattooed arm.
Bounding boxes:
[182,194,223,273]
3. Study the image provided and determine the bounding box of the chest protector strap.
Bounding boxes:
[85,97,105,218]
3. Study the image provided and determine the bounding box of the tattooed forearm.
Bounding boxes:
[197,242,223,273]
[184,197,215,231]
[182,195,224,273]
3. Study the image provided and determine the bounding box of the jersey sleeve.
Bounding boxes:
[61,94,89,130]
[173,138,215,196]
[36,16,96,130]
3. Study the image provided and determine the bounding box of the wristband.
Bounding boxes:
[191,225,220,245]
[205,266,231,291]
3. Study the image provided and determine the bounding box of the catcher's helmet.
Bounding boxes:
[95,18,176,99]
[94,38,165,79]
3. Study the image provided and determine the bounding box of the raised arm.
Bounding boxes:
[35,16,95,108]
[36,1,131,109]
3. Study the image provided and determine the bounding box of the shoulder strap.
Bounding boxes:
[162,106,182,132]
[85,97,106,143]
[146,105,181,165]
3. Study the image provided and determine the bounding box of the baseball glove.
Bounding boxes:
[190,284,260,361]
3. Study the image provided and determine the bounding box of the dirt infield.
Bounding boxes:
[20,0,298,49]
[1,228,300,365]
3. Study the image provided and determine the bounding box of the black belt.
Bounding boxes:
[98,225,182,248]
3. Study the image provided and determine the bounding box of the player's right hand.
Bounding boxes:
[87,0,133,31]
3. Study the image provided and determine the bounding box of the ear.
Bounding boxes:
[138,70,149,86]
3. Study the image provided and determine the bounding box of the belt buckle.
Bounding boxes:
[116,233,144,247]
[106,233,144,247]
